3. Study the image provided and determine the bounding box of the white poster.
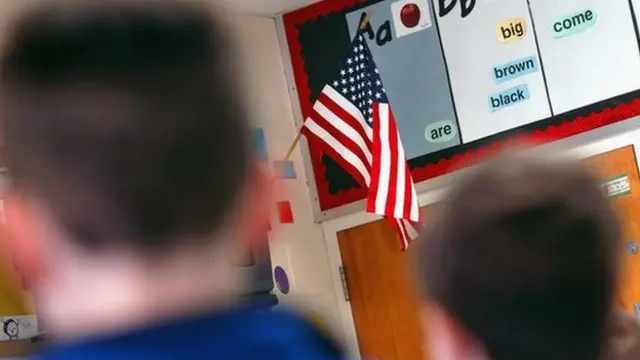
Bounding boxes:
[529,0,640,115]
[632,0,640,19]
[435,0,552,143]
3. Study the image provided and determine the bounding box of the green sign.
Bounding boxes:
[601,174,631,198]
[425,120,458,144]
[552,9,597,39]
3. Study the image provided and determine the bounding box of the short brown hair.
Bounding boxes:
[416,154,620,360]
[1,0,250,251]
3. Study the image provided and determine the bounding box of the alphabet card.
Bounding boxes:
[345,0,460,159]
[529,0,640,115]
[435,0,552,143]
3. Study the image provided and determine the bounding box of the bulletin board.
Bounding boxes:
[283,0,640,212]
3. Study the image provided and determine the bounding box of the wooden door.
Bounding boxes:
[585,146,640,315]
[338,219,426,360]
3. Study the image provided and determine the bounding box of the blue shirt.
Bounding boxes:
[35,307,345,360]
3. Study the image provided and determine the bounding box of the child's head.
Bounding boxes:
[415,154,620,360]
[0,0,271,333]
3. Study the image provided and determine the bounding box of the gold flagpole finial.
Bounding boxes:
[359,11,372,30]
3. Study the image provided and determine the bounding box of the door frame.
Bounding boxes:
[321,115,640,359]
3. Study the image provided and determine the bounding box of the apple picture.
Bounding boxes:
[400,3,421,29]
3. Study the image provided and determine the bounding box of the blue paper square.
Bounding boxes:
[274,161,296,179]
[252,128,268,161]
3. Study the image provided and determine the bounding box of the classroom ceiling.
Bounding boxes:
[223,0,322,15]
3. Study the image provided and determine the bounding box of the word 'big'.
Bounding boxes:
[496,18,527,43]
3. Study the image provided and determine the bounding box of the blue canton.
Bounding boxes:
[329,34,389,126]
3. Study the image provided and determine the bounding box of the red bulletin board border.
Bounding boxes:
[283,0,640,212]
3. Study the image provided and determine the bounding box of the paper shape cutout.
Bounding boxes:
[273,266,290,295]
[252,128,268,162]
[277,201,294,224]
[274,161,297,179]
[493,55,539,85]
[391,0,432,38]
[488,84,531,112]
[552,9,597,39]
[496,17,527,43]
[425,120,457,143]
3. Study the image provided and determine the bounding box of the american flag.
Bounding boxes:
[301,32,421,249]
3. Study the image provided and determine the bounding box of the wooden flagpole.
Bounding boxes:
[281,11,373,164]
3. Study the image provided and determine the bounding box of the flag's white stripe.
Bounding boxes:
[324,86,373,141]
[314,100,372,165]
[394,130,407,219]
[409,177,420,222]
[305,118,371,185]
[374,104,391,215]
[396,218,410,250]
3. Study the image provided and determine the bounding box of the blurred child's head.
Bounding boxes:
[0,0,271,335]
[415,154,620,360]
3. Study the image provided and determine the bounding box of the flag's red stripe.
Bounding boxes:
[309,101,370,164]
[385,109,400,218]
[387,217,410,251]
[367,104,383,214]
[318,92,372,149]
[398,219,410,250]
[307,110,371,175]
[302,125,369,188]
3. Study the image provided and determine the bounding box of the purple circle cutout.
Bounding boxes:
[274,266,290,295]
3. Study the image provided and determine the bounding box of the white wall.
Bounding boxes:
[231,14,345,340]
